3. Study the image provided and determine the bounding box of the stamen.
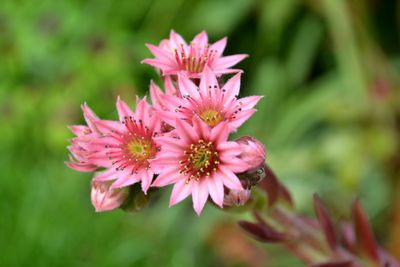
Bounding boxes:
[179,140,219,181]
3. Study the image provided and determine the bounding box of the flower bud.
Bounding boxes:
[223,189,251,207]
[91,180,129,212]
[235,136,266,173]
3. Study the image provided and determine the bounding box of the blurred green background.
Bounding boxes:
[1,0,400,266]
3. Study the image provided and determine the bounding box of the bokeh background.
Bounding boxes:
[1,0,399,266]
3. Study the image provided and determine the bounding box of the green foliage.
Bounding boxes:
[1,0,399,266]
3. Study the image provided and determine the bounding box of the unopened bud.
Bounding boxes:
[235,136,266,173]
[91,180,129,212]
[223,189,251,207]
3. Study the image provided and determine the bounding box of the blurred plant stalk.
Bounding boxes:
[239,165,400,267]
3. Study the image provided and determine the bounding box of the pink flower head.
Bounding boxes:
[151,118,249,215]
[89,97,161,193]
[66,104,101,172]
[142,30,248,78]
[223,189,251,207]
[235,136,266,172]
[91,180,129,212]
[159,68,262,130]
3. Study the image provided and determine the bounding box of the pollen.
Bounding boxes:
[199,108,224,127]
[180,139,220,182]
[126,139,152,161]
[173,44,217,73]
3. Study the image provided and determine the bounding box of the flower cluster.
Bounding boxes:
[67,31,265,215]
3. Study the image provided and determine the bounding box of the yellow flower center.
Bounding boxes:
[180,140,220,183]
[126,138,153,162]
[199,109,223,127]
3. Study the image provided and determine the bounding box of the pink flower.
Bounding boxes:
[88,97,161,193]
[151,118,249,215]
[159,68,262,130]
[91,180,129,212]
[142,30,248,78]
[223,189,251,207]
[235,136,266,172]
[66,104,101,172]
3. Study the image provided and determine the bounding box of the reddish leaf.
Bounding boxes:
[340,223,356,253]
[278,181,293,206]
[352,199,379,262]
[239,220,286,242]
[259,165,279,206]
[313,194,337,250]
[309,260,353,267]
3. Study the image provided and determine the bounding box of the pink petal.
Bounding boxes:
[213,54,248,71]
[193,117,210,140]
[160,94,183,110]
[175,119,199,143]
[157,110,179,126]
[148,114,161,134]
[218,166,243,190]
[169,179,193,207]
[88,152,112,168]
[206,175,224,208]
[238,95,263,110]
[152,166,182,187]
[210,122,231,144]
[150,153,179,166]
[90,136,120,149]
[212,68,243,75]
[178,75,201,101]
[116,96,135,122]
[69,125,89,136]
[156,136,187,151]
[65,161,97,172]
[141,58,177,72]
[220,156,249,173]
[94,168,119,181]
[95,119,124,134]
[230,109,256,129]
[209,37,227,57]
[169,30,188,52]
[164,75,178,95]
[135,96,150,122]
[145,43,176,64]
[149,81,164,110]
[81,103,100,133]
[192,31,208,47]
[141,169,154,194]
[221,72,241,104]
[217,141,241,153]
[199,67,219,101]
[192,180,209,215]
[111,168,140,188]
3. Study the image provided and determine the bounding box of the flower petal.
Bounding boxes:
[141,169,154,194]
[210,122,231,144]
[192,180,209,215]
[175,119,199,143]
[116,96,135,122]
[207,175,224,208]
[169,179,193,207]
[152,166,182,187]
[192,31,208,47]
[209,37,227,58]
[213,54,248,71]
[221,72,241,104]
[218,166,243,190]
